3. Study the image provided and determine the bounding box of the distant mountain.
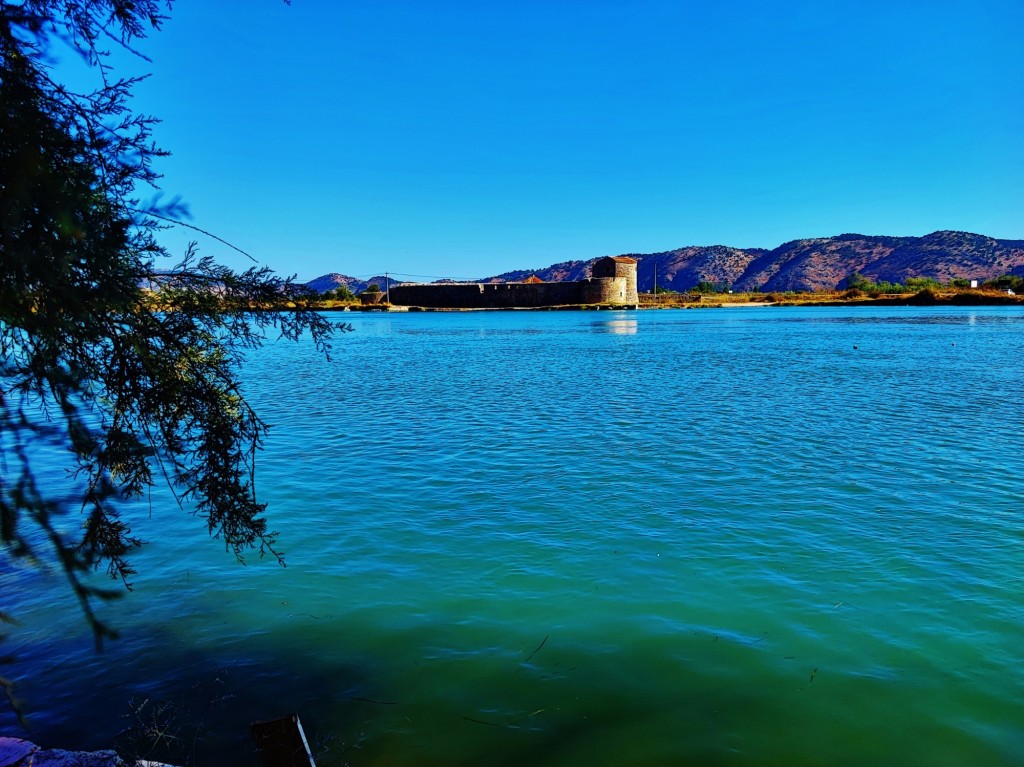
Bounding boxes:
[303,273,398,294]
[488,231,1024,293]
[482,259,592,284]
[304,231,1024,294]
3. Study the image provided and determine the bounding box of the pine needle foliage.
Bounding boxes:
[0,0,346,675]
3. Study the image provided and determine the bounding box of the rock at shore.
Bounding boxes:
[0,737,176,767]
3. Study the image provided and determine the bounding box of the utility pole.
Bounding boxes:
[385,271,390,304]
[653,262,657,299]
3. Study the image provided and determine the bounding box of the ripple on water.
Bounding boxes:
[4,307,1024,765]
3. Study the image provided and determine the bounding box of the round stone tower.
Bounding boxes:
[590,256,638,305]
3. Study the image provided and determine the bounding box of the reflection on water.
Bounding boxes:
[776,312,1024,325]
[589,317,638,335]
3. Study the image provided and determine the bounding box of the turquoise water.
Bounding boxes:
[2,306,1023,765]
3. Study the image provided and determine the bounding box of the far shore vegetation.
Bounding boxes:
[640,272,1024,308]
[312,273,1024,310]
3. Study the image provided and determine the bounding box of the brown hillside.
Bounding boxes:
[306,231,1024,294]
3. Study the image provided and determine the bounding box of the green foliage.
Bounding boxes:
[848,273,981,294]
[844,273,907,294]
[652,284,677,295]
[0,0,347,670]
[904,276,942,290]
[364,283,382,293]
[983,274,1024,291]
[845,272,870,291]
[692,281,730,294]
[878,281,907,293]
[317,285,356,303]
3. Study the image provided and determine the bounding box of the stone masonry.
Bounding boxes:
[388,256,638,309]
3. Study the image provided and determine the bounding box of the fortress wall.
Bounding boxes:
[390,281,584,308]
[581,277,621,304]
[388,283,490,308]
[388,258,638,308]
[484,281,584,307]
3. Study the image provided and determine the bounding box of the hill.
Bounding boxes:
[304,231,1024,294]
[487,231,1024,293]
[303,273,397,294]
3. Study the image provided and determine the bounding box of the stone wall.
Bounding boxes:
[388,257,638,309]
[389,280,585,308]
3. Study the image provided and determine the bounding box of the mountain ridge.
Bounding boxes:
[305,231,1024,294]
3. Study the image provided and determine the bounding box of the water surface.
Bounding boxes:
[3,306,1022,765]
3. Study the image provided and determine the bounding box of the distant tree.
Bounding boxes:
[318,285,354,303]
[845,273,871,291]
[874,280,907,294]
[904,277,941,291]
[0,0,346,708]
[363,283,382,293]
[844,273,907,294]
[948,278,971,289]
[692,281,729,294]
[983,274,1024,291]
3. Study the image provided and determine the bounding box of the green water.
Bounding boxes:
[2,307,1022,765]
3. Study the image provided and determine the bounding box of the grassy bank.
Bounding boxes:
[309,288,1024,311]
[640,288,1024,308]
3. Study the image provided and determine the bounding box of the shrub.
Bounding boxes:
[983,275,1024,291]
[845,272,872,290]
[910,288,939,305]
[905,277,941,291]
[692,281,730,294]
[873,280,907,294]
[843,273,909,294]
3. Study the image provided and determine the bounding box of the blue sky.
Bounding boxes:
[66,0,1024,281]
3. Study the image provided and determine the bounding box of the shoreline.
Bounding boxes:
[315,291,1024,312]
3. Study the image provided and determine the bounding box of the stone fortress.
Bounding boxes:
[388,256,639,309]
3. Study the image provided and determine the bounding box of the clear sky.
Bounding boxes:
[65,0,1024,282]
